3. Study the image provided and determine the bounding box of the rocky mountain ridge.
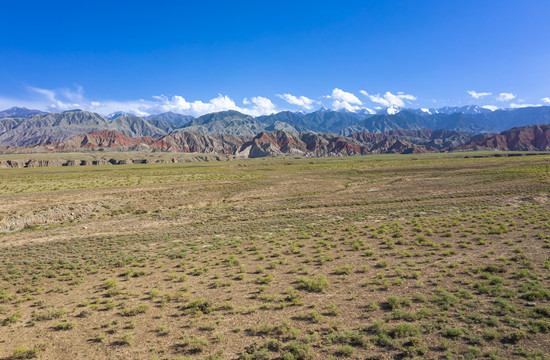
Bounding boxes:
[2,106,550,149]
[457,124,550,151]
[0,106,46,119]
[0,123,548,168]
[18,129,458,157]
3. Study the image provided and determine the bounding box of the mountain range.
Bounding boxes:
[1,105,550,150]
[35,129,439,157]
[0,106,46,119]
[0,111,172,147]
[11,124,547,162]
[457,124,550,151]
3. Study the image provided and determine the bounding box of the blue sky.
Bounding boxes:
[1,0,549,116]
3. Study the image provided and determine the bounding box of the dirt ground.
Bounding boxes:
[0,153,549,359]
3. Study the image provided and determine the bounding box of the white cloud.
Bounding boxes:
[244,96,276,115]
[331,100,362,112]
[482,105,499,111]
[276,93,316,110]
[397,92,416,101]
[150,94,275,116]
[0,95,47,111]
[360,90,416,108]
[324,88,364,112]
[496,92,516,102]
[188,95,241,115]
[61,84,85,102]
[328,88,362,105]
[27,86,56,102]
[4,86,281,117]
[27,86,82,111]
[510,103,541,108]
[467,90,492,99]
[542,97,550,105]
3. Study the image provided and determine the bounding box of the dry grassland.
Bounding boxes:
[0,153,549,359]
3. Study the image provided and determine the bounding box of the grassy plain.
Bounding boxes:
[0,153,549,359]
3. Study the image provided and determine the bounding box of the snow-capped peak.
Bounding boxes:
[386,106,399,115]
[106,111,136,120]
[481,105,499,112]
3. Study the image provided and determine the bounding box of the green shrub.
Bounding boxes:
[324,303,341,316]
[337,345,355,357]
[3,310,23,325]
[102,279,118,289]
[522,289,550,301]
[284,288,303,305]
[179,335,208,353]
[11,344,46,359]
[116,333,133,346]
[334,266,353,275]
[256,274,274,284]
[0,290,14,303]
[491,298,516,315]
[390,323,420,338]
[432,291,458,310]
[249,322,278,336]
[503,330,527,344]
[386,295,411,310]
[120,304,149,316]
[32,308,66,321]
[483,328,499,340]
[307,310,323,323]
[326,329,368,347]
[284,341,313,360]
[53,321,76,331]
[184,298,212,314]
[443,327,464,339]
[296,275,329,292]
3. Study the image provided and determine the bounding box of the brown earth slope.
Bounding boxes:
[458,124,550,151]
[47,130,156,150]
[37,130,438,158]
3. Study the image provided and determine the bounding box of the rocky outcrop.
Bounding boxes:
[0,203,99,232]
[41,130,247,154]
[45,130,156,150]
[457,124,550,151]
[0,155,228,168]
[25,159,65,167]
[0,118,25,134]
[236,131,370,158]
[368,138,438,154]
[351,128,475,150]
[0,160,26,168]
[238,131,440,156]
[149,132,246,153]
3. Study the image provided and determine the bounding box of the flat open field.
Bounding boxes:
[0,153,549,359]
